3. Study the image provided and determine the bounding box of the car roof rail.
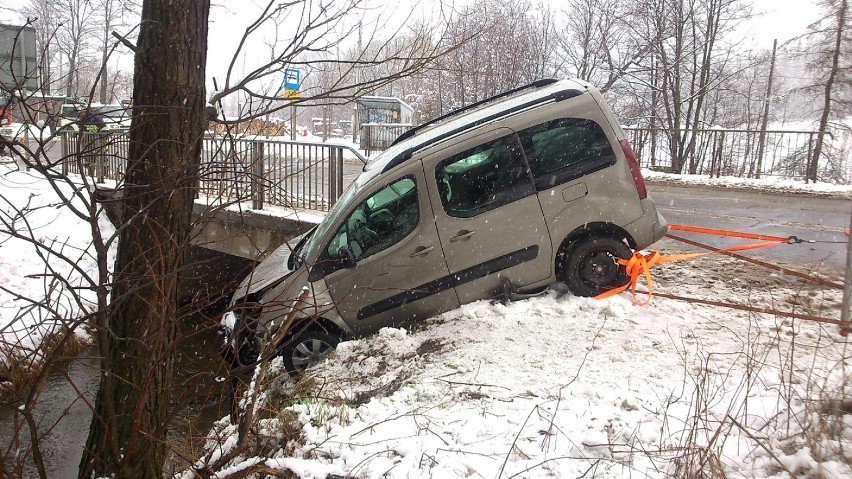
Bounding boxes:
[390,78,559,147]
[380,85,584,174]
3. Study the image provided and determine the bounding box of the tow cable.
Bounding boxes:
[594,224,850,335]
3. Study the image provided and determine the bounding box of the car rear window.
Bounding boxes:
[520,118,616,190]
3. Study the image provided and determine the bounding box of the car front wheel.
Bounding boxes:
[279,330,340,372]
[561,236,631,297]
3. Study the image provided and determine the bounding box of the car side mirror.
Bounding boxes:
[338,246,356,268]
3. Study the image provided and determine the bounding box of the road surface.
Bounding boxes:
[649,183,850,277]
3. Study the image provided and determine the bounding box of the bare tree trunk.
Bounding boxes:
[755,39,777,179]
[65,50,77,97]
[686,0,722,174]
[810,0,847,183]
[78,0,210,476]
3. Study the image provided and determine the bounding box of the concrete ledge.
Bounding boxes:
[96,186,323,259]
[191,203,319,259]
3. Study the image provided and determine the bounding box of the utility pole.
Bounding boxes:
[290,106,296,140]
[755,39,777,180]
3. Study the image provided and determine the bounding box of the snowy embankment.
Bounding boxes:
[202,292,849,478]
[644,170,852,198]
[195,256,849,478]
[0,160,113,369]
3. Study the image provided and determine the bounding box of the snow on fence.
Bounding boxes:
[60,132,366,212]
[622,127,848,182]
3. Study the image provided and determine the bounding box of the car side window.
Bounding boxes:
[520,118,617,190]
[326,177,419,262]
[436,133,534,217]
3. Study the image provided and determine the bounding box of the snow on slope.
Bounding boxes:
[198,259,849,479]
[644,170,852,198]
[0,160,113,363]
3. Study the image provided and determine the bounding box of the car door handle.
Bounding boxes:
[450,230,476,242]
[409,246,434,258]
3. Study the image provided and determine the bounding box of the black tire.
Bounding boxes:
[222,328,259,369]
[561,236,632,297]
[279,330,340,373]
[234,332,260,367]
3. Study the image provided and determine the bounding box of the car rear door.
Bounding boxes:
[424,127,553,303]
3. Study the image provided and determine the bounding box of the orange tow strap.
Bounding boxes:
[594,224,798,305]
[666,224,799,243]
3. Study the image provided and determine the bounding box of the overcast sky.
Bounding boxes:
[1,0,823,92]
[744,0,821,46]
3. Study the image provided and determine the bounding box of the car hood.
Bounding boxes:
[232,232,309,302]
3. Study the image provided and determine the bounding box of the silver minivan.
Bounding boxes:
[223,79,667,371]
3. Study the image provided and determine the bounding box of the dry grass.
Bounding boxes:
[0,328,89,403]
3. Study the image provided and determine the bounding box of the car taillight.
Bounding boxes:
[620,139,647,199]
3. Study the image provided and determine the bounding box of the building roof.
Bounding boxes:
[357,96,414,115]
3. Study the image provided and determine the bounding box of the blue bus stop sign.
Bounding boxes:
[283,68,301,98]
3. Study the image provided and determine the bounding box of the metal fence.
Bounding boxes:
[58,127,838,213]
[623,127,823,179]
[360,123,412,156]
[60,131,131,183]
[60,131,366,212]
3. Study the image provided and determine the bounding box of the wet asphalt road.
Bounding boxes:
[648,183,851,277]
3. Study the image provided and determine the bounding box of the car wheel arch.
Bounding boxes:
[555,222,635,280]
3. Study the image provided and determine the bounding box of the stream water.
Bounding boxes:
[0,247,255,477]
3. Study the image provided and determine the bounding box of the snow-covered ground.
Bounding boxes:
[0,122,53,142]
[186,182,850,477]
[193,259,849,478]
[645,170,852,198]
[0,159,113,366]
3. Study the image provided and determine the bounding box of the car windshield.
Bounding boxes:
[300,182,360,261]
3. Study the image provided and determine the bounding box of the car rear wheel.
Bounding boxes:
[279,330,340,372]
[561,236,631,297]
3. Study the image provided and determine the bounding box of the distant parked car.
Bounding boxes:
[59,104,131,132]
[0,121,23,155]
[222,78,668,372]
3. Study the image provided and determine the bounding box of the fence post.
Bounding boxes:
[842,202,852,335]
[251,141,264,210]
[327,147,337,208]
[61,131,69,175]
[96,133,105,184]
[327,147,344,209]
[336,147,344,207]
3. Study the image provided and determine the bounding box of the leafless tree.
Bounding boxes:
[92,0,139,104]
[628,0,749,173]
[413,0,557,117]
[798,0,850,182]
[55,0,95,98]
[19,0,61,94]
[556,0,650,93]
